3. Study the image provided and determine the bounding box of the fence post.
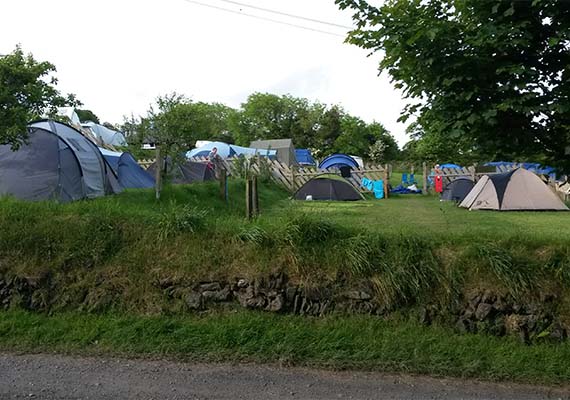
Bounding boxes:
[220,167,227,202]
[422,162,428,195]
[470,165,476,182]
[154,145,162,200]
[252,175,259,216]
[245,178,252,219]
[383,164,389,199]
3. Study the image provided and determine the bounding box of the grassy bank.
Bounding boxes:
[0,180,569,314]
[1,180,570,382]
[0,310,569,384]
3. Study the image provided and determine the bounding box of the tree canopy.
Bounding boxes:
[127,92,400,163]
[75,109,100,123]
[0,46,80,149]
[336,0,570,170]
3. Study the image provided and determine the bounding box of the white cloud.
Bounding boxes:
[0,0,411,145]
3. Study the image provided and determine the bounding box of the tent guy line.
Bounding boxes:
[179,0,347,38]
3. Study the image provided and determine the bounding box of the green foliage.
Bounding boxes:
[75,109,100,123]
[0,46,80,149]
[337,0,570,171]
[232,92,400,160]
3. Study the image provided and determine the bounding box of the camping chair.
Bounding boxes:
[402,173,408,185]
[409,173,415,184]
[372,179,384,199]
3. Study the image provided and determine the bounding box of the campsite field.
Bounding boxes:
[285,194,570,244]
[1,180,570,384]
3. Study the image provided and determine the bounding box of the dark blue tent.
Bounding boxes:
[484,161,556,178]
[319,154,359,170]
[295,149,316,166]
[99,149,155,189]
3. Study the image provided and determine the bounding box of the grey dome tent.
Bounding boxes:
[293,175,364,201]
[147,158,215,184]
[0,120,120,202]
[459,168,568,211]
[441,178,474,202]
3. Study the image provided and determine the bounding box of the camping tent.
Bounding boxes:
[0,120,120,202]
[147,158,215,184]
[81,122,127,146]
[99,148,155,189]
[249,139,297,166]
[319,154,360,170]
[441,178,474,202]
[295,149,316,166]
[187,141,276,159]
[440,163,463,169]
[459,168,568,211]
[293,175,364,201]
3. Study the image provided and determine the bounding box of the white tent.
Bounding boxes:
[81,122,127,146]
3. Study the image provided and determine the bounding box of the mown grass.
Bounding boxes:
[0,310,569,384]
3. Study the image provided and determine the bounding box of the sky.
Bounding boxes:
[0,0,410,145]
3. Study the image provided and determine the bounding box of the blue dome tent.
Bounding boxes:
[99,148,155,189]
[319,154,359,170]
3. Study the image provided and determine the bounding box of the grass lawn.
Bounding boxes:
[285,194,570,244]
[1,310,570,384]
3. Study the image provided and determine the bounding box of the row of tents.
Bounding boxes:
[292,167,568,211]
[188,140,365,171]
[0,120,216,202]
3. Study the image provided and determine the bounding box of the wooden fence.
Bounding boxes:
[139,156,386,193]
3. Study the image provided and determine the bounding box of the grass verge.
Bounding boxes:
[0,310,569,385]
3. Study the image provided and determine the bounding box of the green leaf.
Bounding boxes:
[504,6,515,16]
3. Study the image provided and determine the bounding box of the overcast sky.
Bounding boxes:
[0,0,410,145]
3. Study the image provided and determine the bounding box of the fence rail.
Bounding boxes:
[139,156,386,193]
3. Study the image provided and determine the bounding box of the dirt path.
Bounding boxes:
[0,353,568,400]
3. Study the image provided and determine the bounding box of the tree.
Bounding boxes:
[334,116,399,161]
[0,46,80,149]
[231,93,322,149]
[75,109,100,123]
[336,0,570,170]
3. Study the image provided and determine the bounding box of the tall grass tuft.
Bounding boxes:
[157,205,208,241]
[283,213,347,246]
[475,244,534,297]
[235,225,273,247]
[369,237,444,310]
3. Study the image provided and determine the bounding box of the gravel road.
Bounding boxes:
[0,353,568,400]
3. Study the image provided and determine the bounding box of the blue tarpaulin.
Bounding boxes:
[440,163,463,169]
[187,141,276,159]
[295,149,316,166]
